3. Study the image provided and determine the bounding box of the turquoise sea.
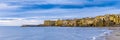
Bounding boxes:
[0,26,112,40]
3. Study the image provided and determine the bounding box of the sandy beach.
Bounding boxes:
[106,27,120,40]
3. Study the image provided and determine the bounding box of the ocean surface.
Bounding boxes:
[0,26,112,40]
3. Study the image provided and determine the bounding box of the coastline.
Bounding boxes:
[105,27,120,40]
[93,27,112,40]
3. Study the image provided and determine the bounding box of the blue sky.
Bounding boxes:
[0,0,120,26]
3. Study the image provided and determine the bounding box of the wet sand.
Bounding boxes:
[106,27,120,40]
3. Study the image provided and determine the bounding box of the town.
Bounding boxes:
[22,14,120,27]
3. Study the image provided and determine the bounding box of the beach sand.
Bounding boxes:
[106,27,120,40]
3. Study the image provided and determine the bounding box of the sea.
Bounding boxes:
[0,26,113,40]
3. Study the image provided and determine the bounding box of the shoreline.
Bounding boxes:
[105,27,120,40]
[94,28,113,40]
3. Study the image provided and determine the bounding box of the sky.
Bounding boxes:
[0,0,120,26]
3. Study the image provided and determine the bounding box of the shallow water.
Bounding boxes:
[0,26,111,40]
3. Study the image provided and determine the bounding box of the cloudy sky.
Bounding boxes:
[0,0,120,26]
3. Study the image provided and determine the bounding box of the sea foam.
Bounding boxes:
[92,30,113,40]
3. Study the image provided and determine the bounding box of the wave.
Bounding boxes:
[92,30,113,40]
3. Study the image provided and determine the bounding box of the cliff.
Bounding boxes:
[43,14,120,27]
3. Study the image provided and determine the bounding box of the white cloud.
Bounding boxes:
[0,0,120,26]
[43,0,87,5]
[0,7,118,26]
[0,3,20,10]
[22,7,118,17]
[0,19,43,26]
[0,0,87,5]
